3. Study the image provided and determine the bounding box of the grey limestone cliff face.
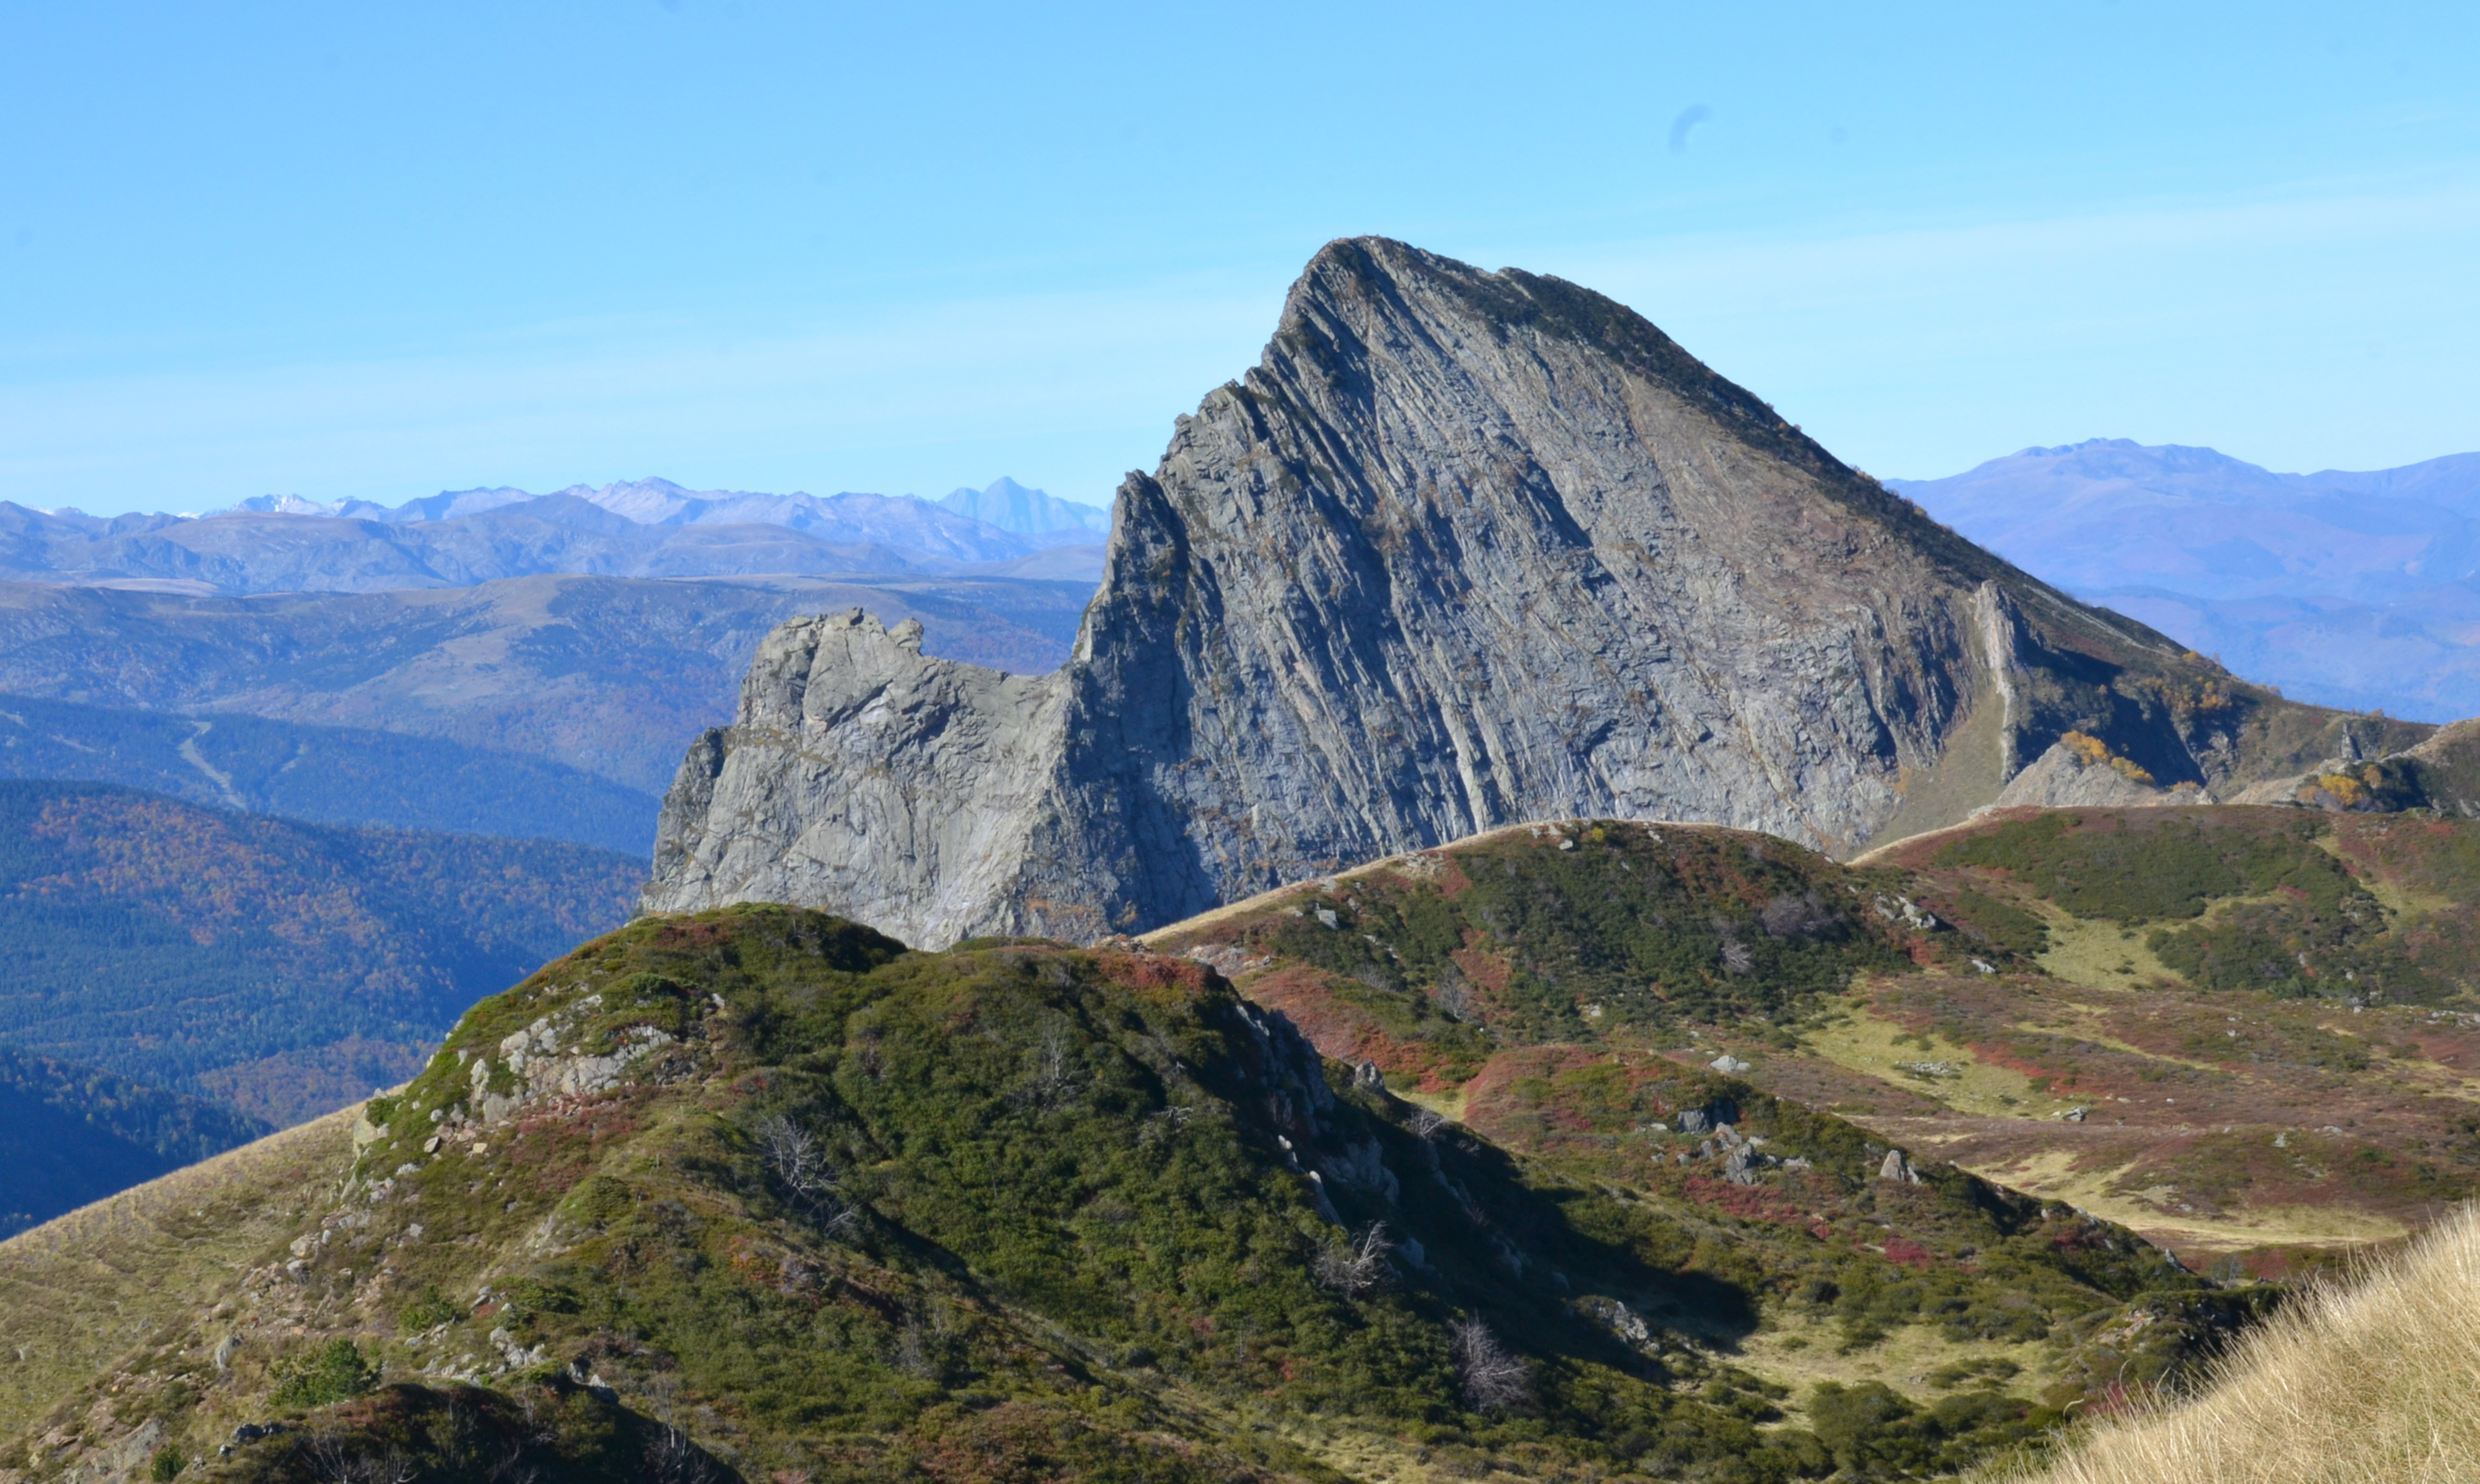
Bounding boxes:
[643,238,2374,947]
[643,611,1068,937]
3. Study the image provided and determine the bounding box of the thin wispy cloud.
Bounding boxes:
[1667,104,1711,154]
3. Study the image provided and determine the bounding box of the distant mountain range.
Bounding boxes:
[1891,440,2480,721]
[936,473,1114,536]
[2,476,1113,596]
[0,569,1098,1224]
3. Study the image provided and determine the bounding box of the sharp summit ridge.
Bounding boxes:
[643,237,2393,947]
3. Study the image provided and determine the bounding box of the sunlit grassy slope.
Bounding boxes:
[0,1108,356,1440]
[2005,1202,2480,1484]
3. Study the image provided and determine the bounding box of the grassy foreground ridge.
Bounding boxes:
[4,904,2249,1482]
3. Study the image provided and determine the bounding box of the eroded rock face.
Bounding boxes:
[641,610,1070,935]
[645,238,2360,946]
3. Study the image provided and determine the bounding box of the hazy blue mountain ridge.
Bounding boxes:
[0,563,1101,1232]
[0,779,642,1124]
[11,476,1109,596]
[937,473,1114,537]
[1890,439,2480,603]
[1893,438,2480,721]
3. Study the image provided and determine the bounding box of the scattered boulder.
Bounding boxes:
[1678,1097,1738,1134]
[1872,894,1942,931]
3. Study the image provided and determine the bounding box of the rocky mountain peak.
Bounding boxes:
[938,476,1111,536]
[642,237,2386,947]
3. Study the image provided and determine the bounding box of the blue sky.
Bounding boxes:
[3,2,2475,514]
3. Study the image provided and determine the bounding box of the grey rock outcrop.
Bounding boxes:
[646,610,1070,938]
[1992,738,2200,810]
[644,237,2379,947]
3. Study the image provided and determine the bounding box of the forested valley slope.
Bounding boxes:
[0,781,642,1235]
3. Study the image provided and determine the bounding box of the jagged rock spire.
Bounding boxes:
[643,238,2352,946]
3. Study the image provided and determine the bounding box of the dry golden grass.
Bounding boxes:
[2005,1202,2480,1484]
[0,1107,357,1440]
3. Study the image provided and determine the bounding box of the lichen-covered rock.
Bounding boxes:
[645,238,2365,946]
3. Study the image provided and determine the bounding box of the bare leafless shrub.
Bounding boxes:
[754,1113,857,1237]
[643,1423,716,1484]
[1312,1222,1395,1298]
[640,1376,719,1484]
[1759,889,1834,938]
[304,1431,418,1484]
[1018,1013,1085,1111]
[1449,1317,1532,1411]
[893,1314,934,1377]
[486,1439,540,1484]
[1408,1107,1449,1141]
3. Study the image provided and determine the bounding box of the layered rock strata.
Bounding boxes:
[643,238,2384,945]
